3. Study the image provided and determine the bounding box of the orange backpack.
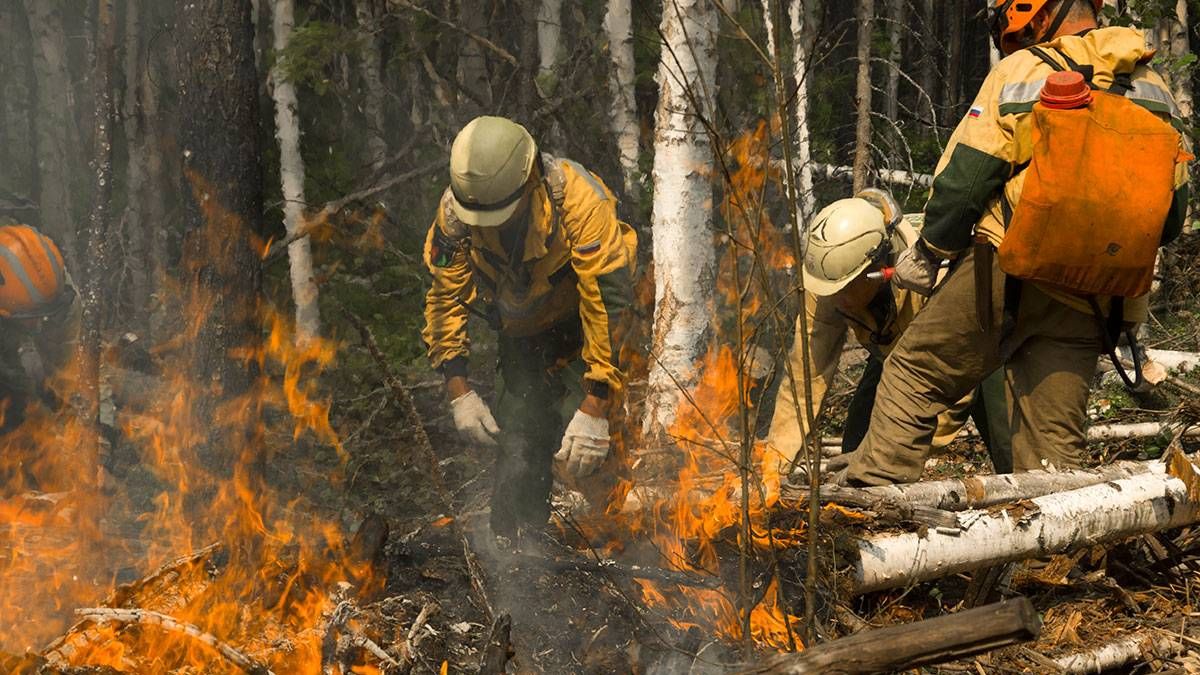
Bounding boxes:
[997,47,1187,299]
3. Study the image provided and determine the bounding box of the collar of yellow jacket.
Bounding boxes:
[1036,26,1155,72]
[472,183,554,264]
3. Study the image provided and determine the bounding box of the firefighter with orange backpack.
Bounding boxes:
[841,0,1191,486]
[0,224,78,431]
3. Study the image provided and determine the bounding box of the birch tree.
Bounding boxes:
[603,0,640,202]
[1157,0,1193,119]
[884,0,906,122]
[790,0,819,221]
[355,0,390,173]
[851,0,875,193]
[536,0,562,95]
[270,0,321,341]
[644,0,719,436]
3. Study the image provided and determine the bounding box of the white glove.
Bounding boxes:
[450,390,500,447]
[892,239,943,296]
[554,409,610,478]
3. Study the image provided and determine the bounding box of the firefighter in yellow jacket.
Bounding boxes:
[423,116,637,538]
[766,190,1011,482]
[845,0,1190,486]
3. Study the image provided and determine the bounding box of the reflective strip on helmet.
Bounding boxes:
[0,243,44,304]
[35,233,64,289]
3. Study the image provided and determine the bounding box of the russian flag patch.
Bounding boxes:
[968,106,984,118]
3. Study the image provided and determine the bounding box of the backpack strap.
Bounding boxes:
[540,152,567,244]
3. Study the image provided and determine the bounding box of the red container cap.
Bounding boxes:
[1040,71,1092,109]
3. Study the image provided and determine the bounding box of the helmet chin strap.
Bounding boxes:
[1037,0,1078,45]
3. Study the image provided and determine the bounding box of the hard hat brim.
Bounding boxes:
[448,190,524,228]
[802,258,871,297]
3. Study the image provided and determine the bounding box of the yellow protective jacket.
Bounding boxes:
[767,217,972,458]
[422,154,637,397]
[921,27,1190,320]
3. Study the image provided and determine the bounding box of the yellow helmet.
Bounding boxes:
[802,197,893,297]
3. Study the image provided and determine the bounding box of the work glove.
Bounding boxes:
[450,390,500,447]
[892,238,943,296]
[555,409,610,478]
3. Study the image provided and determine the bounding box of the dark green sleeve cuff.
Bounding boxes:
[583,379,610,400]
[440,356,468,380]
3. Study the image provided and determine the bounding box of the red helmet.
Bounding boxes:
[991,0,1104,55]
[0,225,68,319]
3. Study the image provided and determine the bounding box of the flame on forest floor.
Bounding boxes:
[0,176,381,673]
[591,121,809,654]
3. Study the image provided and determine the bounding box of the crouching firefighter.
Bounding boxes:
[844,0,1191,486]
[765,190,1011,484]
[0,224,79,432]
[422,116,637,540]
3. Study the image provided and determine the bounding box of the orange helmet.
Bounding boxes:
[0,225,68,319]
[992,0,1103,55]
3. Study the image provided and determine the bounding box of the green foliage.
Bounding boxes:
[275,20,361,95]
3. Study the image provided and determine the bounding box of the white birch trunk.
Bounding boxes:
[644,0,719,437]
[1159,0,1193,119]
[270,0,320,341]
[603,0,640,199]
[1054,634,1184,674]
[456,0,492,113]
[355,0,389,172]
[818,456,1173,512]
[851,471,1200,594]
[536,0,562,92]
[789,0,819,222]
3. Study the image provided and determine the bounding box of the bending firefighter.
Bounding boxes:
[0,224,78,433]
[765,190,1011,483]
[422,116,637,539]
[844,0,1190,486]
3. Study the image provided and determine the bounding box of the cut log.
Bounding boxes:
[1088,422,1199,441]
[737,597,1040,674]
[1052,632,1184,674]
[851,471,1200,594]
[783,457,1175,512]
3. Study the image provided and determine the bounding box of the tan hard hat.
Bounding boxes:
[802,197,891,296]
[448,116,538,227]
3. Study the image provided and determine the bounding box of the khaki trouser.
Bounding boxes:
[847,247,1103,486]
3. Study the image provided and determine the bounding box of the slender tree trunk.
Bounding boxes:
[122,0,151,333]
[603,0,640,203]
[789,0,819,221]
[270,0,321,341]
[0,2,37,216]
[644,0,719,438]
[851,0,875,193]
[455,0,493,117]
[80,0,117,487]
[355,0,390,173]
[1158,0,1193,119]
[176,0,265,398]
[944,1,963,114]
[885,0,905,122]
[23,0,80,274]
[536,0,562,94]
[919,0,937,126]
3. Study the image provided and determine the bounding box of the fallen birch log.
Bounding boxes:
[737,597,1039,674]
[851,471,1200,594]
[785,457,1173,512]
[1104,348,1200,375]
[1088,422,1200,441]
[1052,632,1184,674]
